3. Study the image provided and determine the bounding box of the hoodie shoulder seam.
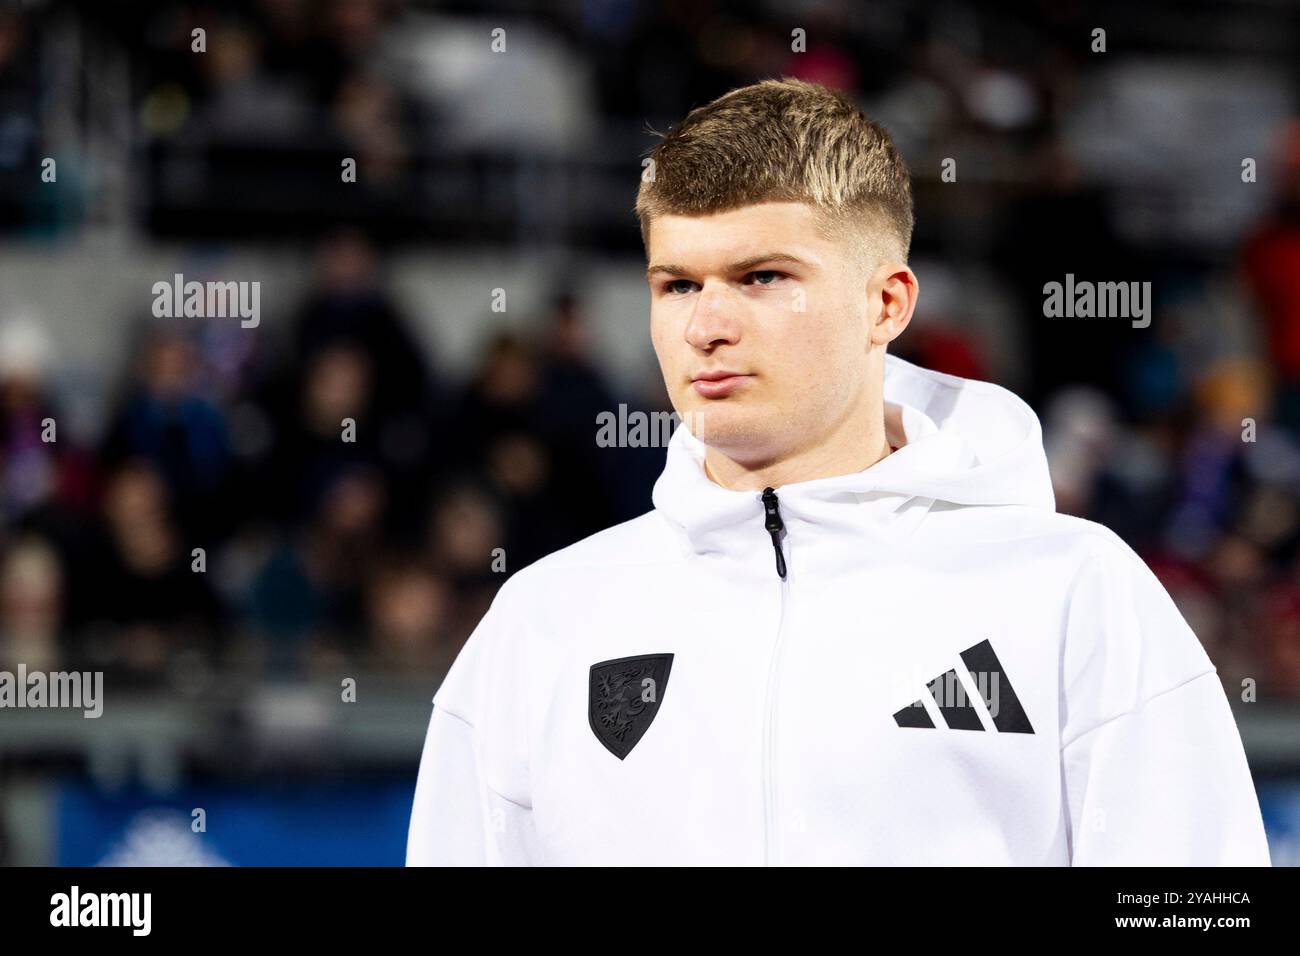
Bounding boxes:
[1060,667,1219,751]
[431,704,535,811]
[433,701,475,729]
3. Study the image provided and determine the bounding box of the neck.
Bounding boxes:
[703,397,892,491]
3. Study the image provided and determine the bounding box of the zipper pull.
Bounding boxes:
[760,487,787,580]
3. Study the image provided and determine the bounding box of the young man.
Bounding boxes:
[406,78,1272,865]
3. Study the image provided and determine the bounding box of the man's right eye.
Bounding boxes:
[665,279,697,295]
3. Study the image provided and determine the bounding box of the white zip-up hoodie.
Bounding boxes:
[407,355,1272,866]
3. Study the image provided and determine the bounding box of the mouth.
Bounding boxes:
[691,371,752,398]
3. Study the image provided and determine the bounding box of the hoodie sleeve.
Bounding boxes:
[1059,538,1271,866]
[406,584,541,866]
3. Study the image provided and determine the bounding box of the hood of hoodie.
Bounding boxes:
[651,354,1056,573]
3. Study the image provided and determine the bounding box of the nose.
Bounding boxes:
[684,280,740,351]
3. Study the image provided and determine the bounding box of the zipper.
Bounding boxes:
[759,487,789,866]
[760,488,787,579]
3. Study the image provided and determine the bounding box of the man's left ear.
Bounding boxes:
[869,264,919,347]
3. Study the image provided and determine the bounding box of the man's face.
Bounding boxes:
[647,201,875,466]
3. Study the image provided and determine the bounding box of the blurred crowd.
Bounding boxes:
[0,0,1298,700]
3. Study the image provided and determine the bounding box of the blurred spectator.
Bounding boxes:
[74,461,224,678]
[0,535,64,672]
[248,465,385,673]
[101,328,234,544]
[365,558,457,673]
[0,316,97,529]
[534,292,625,536]
[1243,120,1300,431]
[294,230,434,421]
[993,133,1131,408]
[262,340,380,529]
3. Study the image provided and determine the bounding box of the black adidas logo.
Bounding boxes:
[893,639,1034,734]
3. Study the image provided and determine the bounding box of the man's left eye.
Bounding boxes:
[748,271,784,286]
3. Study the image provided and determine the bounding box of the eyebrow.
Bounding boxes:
[645,252,812,282]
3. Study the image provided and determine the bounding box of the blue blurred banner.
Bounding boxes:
[57,780,415,866]
[1260,781,1300,867]
[52,777,1300,866]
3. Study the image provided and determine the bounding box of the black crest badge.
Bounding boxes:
[588,654,674,760]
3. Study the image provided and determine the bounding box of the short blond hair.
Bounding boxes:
[635,77,913,266]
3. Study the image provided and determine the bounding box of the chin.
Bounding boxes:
[682,404,765,453]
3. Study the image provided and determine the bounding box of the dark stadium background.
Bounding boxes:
[0,0,1298,864]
